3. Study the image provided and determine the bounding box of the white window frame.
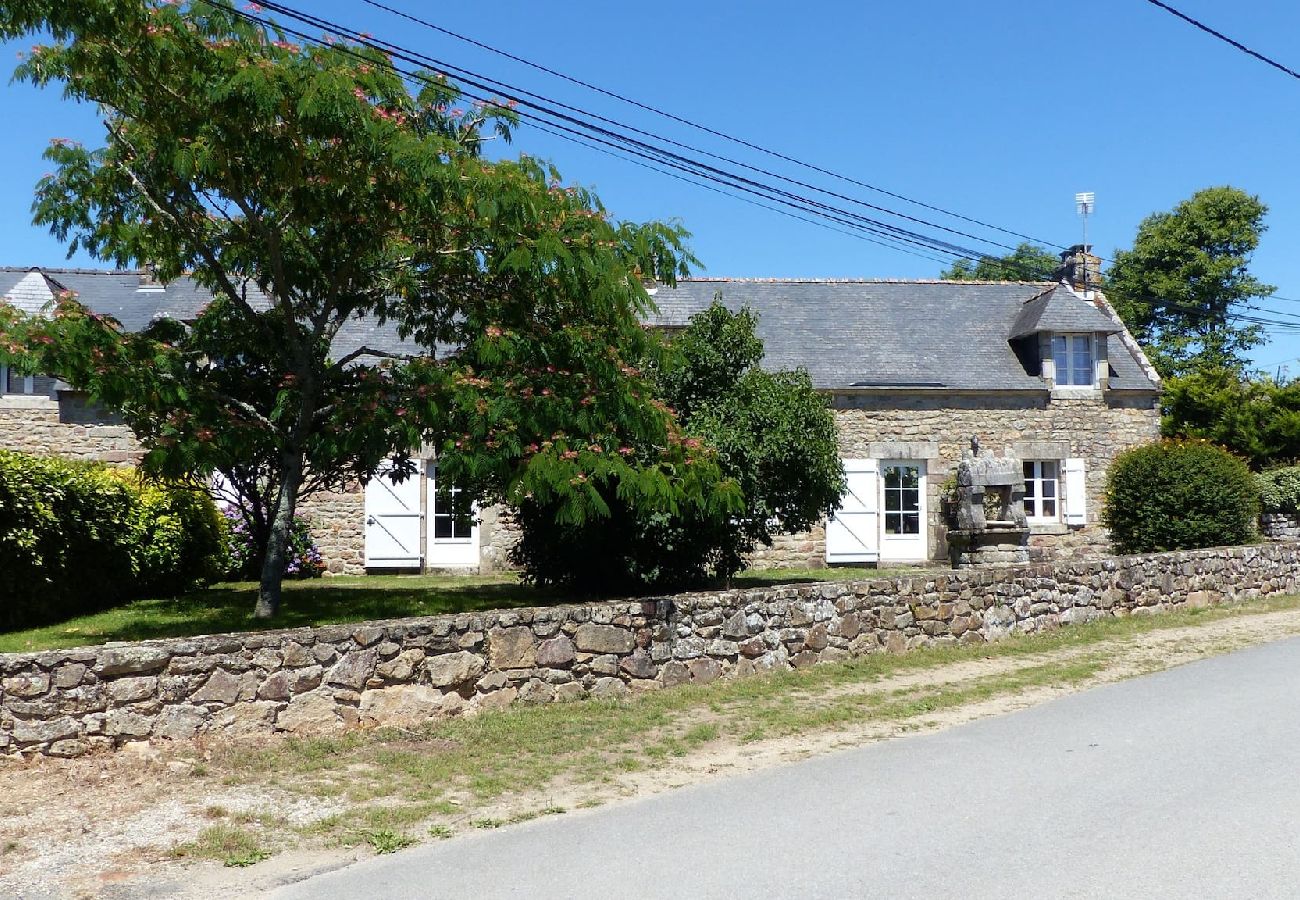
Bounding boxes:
[1052,333,1096,387]
[1022,460,1060,522]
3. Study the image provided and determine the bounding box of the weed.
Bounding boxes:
[471,817,503,829]
[428,825,454,840]
[365,830,415,854]
[171,825,270,868]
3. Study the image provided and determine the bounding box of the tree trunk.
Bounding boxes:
[254,455,304,619]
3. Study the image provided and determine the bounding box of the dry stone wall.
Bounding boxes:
[1263,514,1300,540]
[4,541,1297,759]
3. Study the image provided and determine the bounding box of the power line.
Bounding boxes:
[253,0,1016,261]
[1142,0,1300,81]
[243,0,1003,263]
[358,0,1059,251]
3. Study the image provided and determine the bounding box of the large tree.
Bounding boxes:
[1160,368,1300,469]
[1106,186,1274,377]
[940,243,1059,282]
[512,302,846,593]
[0,0,736,617]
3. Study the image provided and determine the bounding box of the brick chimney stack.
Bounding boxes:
[1056,244,1101,292]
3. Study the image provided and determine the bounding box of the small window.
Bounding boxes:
[1052,334,1095,386]
[1023,460,1059,521]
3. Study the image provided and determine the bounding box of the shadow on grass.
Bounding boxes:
[0,565,946,654]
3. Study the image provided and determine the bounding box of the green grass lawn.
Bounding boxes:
[0,565,922,654]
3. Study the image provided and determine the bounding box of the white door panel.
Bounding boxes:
[364,463,423,568]
[826,459,880,564]
[427,462,480,568]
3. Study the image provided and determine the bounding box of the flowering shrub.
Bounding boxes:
[221,506,325,580]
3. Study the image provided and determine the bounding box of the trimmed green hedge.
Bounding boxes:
[1256,466,1300,517]
[1102,440,1259,555]
[0,450,228,629]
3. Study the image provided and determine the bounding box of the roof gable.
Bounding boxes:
[1009,285,1123,339]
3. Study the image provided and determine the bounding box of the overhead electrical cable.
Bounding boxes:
[1142,0,1300,81]
[357,0,1059,250]
[251,0,1018,261]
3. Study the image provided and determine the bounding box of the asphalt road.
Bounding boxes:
[271,636,1300,899]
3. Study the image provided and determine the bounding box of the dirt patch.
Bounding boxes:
[5,604,1300,899]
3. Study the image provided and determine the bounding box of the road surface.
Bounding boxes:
[272,635,1300,899]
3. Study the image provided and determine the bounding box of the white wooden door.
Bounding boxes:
[364,462,424,568]
[427,463,480,568]
[826,459,880,564]
[880,460,927,562]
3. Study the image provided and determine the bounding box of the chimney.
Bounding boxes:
[1056,244,1101,292]
[137,263,164,292]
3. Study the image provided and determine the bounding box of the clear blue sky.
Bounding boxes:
[1,0,1298,373]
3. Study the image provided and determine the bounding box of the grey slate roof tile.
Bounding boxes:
[1009,285,1123,339]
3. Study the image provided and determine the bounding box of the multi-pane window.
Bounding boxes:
[1052,334,1095,386]
[883,463,921,535]
[431,470,473,540]
[1023,460,1059,521]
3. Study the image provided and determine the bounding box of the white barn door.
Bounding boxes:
[364,462,424,568]
[826,459,880,564]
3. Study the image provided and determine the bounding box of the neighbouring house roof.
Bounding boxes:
[1,267,1160,394]
[645,278,1159,392]
[1008,284,1123,339]
[0,266,423,362]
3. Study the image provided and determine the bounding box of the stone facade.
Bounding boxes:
[1263,513,1300,540]
[298,484,367,575]
[4,541,1296,758]
[0,396,141,465]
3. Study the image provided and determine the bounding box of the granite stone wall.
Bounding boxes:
[0,397,141,466]
[4,540,1294,759]
[1263,514,1300,540]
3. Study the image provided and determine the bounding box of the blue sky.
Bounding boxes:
[2,0,1298,373]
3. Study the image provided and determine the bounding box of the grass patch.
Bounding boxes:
[428,825,454,840]
[0,566,932,653]
[171,824,270,868]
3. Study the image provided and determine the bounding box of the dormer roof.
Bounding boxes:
[1008,284,1123,340]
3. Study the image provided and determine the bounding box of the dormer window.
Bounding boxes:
[1052,334,1095,386]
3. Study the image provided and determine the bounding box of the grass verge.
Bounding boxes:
[184,593,1300,860]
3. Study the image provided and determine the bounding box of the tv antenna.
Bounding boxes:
[1075,191,1095,250]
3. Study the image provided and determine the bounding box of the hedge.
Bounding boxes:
[0,450,228,629]
[1256,466,1300,517]
[1102,440,1259,555]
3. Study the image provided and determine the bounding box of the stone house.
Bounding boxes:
[0,252,1162,573]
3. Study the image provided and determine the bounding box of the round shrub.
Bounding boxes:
[129,479,231,596]
[1102,440,1259,554]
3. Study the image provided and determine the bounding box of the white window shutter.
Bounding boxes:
[1063,458,1087,525]
[826,459,880,564]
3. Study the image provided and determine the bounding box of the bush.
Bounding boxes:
[0,450,229,629]
[1256,466,1300,516]
[221,506,325,581]
[1102,440,1259,554]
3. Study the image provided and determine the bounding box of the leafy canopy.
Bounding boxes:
[1106,186,1274,377]
[1161,368,1300,469]
[0,0,735,615]
[512,301,846,593]
[940,243,1060,282]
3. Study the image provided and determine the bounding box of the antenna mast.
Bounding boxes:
[1074,191,1095,291]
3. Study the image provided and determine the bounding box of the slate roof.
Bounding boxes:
[1,268,1160,393]
[645,278,1159,392]
[0,266,423,361]
[1009,285,1123,339]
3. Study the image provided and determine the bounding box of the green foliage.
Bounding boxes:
[1161,368,1300,468]
[0,1,728,617]
[1102,440,1259,554]
[0,450,227,629]
[222,506,323,580]
[512,302,845,593]
[1106,187,1273,377]
[941,243,1059,282]
[1255,467,1300,516]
